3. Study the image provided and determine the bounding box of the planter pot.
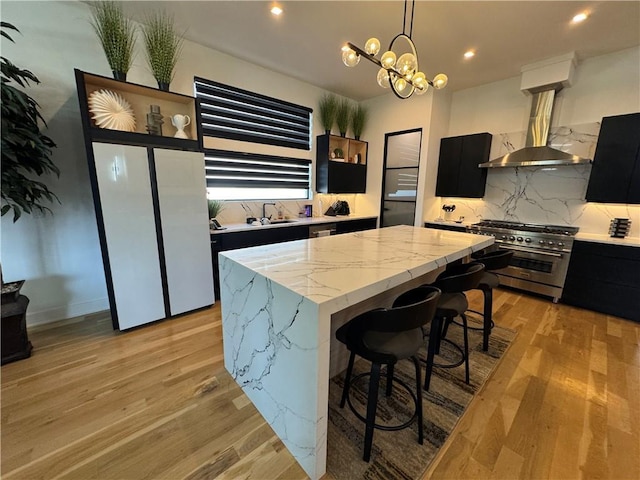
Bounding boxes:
[157,81,170,92]
[112,71,127,82]
[340,131,346,137]
[325,129,331,135]
[355,135,361,140]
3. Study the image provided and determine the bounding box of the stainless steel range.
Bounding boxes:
[467,220,579,302]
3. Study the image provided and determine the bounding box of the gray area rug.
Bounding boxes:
[327,321,516,479]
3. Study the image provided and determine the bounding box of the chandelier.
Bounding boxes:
[341,0,448,99]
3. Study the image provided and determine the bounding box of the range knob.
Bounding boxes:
[539,240,546,245]
[509,236,515,241]
[548,241,555,246]
[525,238,532,243]
[501,235,507,240]
[558,242,564,247]
[517,236,523,242]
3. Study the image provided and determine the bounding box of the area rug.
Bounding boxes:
[327,322,517,479]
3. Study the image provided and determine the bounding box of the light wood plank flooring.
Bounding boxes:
[2,288,638,479]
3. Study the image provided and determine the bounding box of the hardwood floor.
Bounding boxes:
[2,288,638,479]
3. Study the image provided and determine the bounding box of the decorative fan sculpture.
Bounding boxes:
[88,89,136,132]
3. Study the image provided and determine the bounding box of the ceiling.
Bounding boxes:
[121,1,640,101]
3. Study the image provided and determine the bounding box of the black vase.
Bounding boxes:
[112,71,127,82]
[340,131,346,137]
[325,129,331,135]
[355,135,361,140]
[157,81,170,91]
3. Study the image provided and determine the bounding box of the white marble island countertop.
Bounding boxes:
[219,226,493,479]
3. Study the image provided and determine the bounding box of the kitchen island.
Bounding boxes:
[219,225,493,479]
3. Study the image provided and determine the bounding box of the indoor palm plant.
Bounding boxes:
[351,104,369,140]
[336,98,351,137]
[318,93,337,135]
[1,22,59,222]
[89,1,136,81]
[141,11,184,91]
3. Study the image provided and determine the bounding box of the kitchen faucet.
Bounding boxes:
[262,202,276,220]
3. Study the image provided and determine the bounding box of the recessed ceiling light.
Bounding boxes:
[464,50,475,59]
[572,12,588,23]
[271,5,283,16]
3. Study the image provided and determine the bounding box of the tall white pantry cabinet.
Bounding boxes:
[76,70,214,330]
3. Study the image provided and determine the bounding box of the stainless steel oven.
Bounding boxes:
[467,220,578,302]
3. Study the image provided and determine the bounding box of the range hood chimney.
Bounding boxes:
[479,53,592,169]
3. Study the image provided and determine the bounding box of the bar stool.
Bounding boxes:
[426,262,485,390]
[335,285,441,462]
[468,249,514,350]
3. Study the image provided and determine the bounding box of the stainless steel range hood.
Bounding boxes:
[479,85,592,168]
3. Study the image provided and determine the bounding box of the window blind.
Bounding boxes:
[194,77,312,150]
[204,149,311,190]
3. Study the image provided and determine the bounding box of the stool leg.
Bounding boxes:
[424,317,440,391]
[386,363,394,397]
[482,287,493,351]
[461,313,470,384]
[412,356,424,444]
[363,362,382,462]
[340,351,356,408]
[436,316,449,355]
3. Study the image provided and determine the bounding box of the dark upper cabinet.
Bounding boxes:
[586,112,640,204]
[435,133,492,198]
[316,134,367,193]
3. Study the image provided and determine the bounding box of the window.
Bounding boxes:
[204,149,311,200]
[194,77,312,150]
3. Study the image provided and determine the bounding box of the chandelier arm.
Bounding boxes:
[409,0,415,38]
[347,42,383,68]
[403,0,407,35]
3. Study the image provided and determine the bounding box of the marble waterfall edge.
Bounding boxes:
[220,258,328,478]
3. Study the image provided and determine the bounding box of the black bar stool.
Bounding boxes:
[469,249,514,350]
[335,285,441,462]
[426,262,485,390]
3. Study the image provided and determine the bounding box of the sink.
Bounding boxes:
[268,219,298,224]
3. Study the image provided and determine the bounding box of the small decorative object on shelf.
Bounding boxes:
[146,105,164,135]
[609,218,631,238]
[170,114,190,138]
[442,204,456,221]
[88,89,136,132]
[333,147,344,159]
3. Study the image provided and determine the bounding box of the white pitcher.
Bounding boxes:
[171,114,191,139]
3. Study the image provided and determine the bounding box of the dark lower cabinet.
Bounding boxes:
[562,240,640,321]
[424,221,467,232]
[2,295,32,365]
[211,218,378,299]
[435,133,491,198]
[585,112,640,204]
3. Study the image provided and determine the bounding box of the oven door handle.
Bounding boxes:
[500,245,563,258]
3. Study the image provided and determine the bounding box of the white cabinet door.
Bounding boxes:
[154,149,215,315]
[93,143,165,329]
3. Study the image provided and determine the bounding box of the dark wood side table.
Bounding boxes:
[1,295,32,365]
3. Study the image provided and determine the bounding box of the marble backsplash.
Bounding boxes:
[438,122,640,237]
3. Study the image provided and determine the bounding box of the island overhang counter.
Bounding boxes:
[219,225,494,479]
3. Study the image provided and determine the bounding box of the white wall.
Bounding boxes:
[0,0,376,326]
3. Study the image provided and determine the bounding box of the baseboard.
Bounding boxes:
[26,298,110,327]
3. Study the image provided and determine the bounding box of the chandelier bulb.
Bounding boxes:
[397,53,417,77]
[342,48,361,67]
[394,77,407,92]
[380,51,397,69]
[433,73,449,89]
[365,38,381,56]
[376,68,390,88]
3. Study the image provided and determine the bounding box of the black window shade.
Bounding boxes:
[205,149,311,190]
[195,77,312,150]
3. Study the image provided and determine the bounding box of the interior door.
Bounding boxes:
[380,129,423,227]
[93,143,165,329]
[154,149,215,315]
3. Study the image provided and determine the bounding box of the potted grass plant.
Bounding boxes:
[89,1,136,81]
[207,199,225,220]
[336,98,351,137]
[318,93,337,135]
[351,104,369,140]
[141,11,184,91]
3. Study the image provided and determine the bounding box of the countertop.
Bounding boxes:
[575,232,640,247]
[210,214,377,235]
[219,226,494,479]
[220,224,494,306]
